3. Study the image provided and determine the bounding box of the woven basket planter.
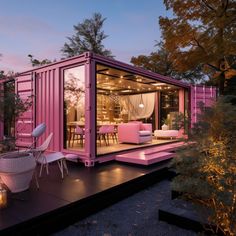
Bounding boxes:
[0,152,36,193]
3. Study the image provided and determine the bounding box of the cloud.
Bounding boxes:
[0,15,60,37]
[113,48,152,64]
[0,53,32,72]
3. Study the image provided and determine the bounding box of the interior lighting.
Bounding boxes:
[152,83,166,86]
[139,94,144,108]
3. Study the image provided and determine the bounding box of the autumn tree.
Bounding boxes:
[159,0,236,94]
[131,41,205,82]
[61,13,113,58]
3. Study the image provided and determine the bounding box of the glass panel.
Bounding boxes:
[63,65,85,151]
[96,63,183,156]
[160,90,179,129]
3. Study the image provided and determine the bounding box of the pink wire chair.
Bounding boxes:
[72,126,84,147]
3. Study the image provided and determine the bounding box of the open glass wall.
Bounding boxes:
[63,65,85,151]
[96,63,186,155]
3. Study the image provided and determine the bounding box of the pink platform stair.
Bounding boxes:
[115,142,186,165]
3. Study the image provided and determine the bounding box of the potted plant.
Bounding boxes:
[0,151,36,193]
[161,117,170,130]
[0,75,32,143]
[0,73,35,193]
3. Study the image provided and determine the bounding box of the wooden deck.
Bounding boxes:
[0,159,174,235]
[115,141,186,165]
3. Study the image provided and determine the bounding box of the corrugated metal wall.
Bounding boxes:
[191,85,217,125]
[36,68,61,152]
[15,73,34,147]
[0,81,4,141]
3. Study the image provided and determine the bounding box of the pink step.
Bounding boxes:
[118,141,185,157]
[115,151,175,165]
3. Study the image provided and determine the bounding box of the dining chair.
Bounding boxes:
[106,125,117,144]
[72,126,84,147]
[97,125,109,146]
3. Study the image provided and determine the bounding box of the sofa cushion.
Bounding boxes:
[139,130,151,136]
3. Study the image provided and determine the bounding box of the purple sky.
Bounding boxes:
[0,0,171,72]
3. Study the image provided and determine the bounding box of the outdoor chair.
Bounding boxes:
[32,133,68,179]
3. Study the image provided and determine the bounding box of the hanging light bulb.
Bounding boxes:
[139,94,144,108]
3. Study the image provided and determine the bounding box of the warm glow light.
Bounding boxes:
[139,94,144,108]
[152,83,166,86]
[139,103,144,108]
[0,187,7,209]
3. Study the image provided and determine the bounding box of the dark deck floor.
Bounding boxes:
[0,160,173,235]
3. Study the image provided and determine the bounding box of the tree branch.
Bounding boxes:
[192,35,208,55]
[219,0,229,17]
[206,63,221,71]
[200,0,216,12]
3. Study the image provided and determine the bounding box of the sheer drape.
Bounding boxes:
[120,93,155,120]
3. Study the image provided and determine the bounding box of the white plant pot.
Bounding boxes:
[0,153,36,193]
[161,124,169,131]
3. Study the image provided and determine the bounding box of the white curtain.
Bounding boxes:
[120,93,155,120]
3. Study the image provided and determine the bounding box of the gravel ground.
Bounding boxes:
[53,180,196,236]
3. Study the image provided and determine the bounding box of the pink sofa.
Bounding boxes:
[118,123,152,144]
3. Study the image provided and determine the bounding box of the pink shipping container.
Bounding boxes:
[1,53,217,166]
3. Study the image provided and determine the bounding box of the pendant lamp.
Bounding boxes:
[139,94,144,108]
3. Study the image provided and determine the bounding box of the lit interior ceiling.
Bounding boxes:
[96,64,180,95]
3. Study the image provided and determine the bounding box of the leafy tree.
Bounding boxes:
[28,54,52,67]
[0,73,32,139]
[159,0,236,94]
[171,97,236,235]
[61,13,113,58]
[131,41,205,82]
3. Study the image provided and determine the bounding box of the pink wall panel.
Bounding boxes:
[0,81,4,140]
[36,68,61,152]
[179,89,185,114]
[190,85,217,126]
[15,73,34,147]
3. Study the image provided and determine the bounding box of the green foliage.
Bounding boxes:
[28,54,52,67]
[160,0,236,94]
[172,112,186,131]
[0,75,33,138]
[171,96,236,235]
[61,12,113,58]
